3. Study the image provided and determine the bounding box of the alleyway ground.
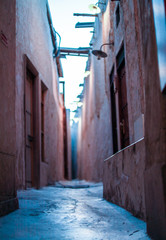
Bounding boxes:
[0,181,150,240]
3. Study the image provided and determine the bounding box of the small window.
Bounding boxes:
[116,5,120,28]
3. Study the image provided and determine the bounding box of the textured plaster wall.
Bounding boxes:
[0,0,16,197]
[77,0,146,220]
[137,0,166,239]
[0,0,19,215]
[104,0,145,145]
[77,14,113,181]
[103,139,146,219]
[102,0,146,219]
[15,0,64,188]
[122,0,145,143]
[77,0,145,181]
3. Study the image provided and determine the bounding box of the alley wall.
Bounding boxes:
[102,0,146,219]
[77,0,166,238]
[77,16,113,182]
[15,0,64,188]
[77,0,146,219]
[0,0,19,216]
[138,0,166,238]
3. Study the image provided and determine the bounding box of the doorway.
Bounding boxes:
[117,47,129,149]
[110,67,118,154]
[25,69,35,187]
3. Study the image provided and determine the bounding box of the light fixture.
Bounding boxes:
[77,102,83,107]
[73,117,79,123]
[92,42,114,60]
[89,2,106,14]
[84,71,90,78]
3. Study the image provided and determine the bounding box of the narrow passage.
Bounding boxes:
[0,182,150,240]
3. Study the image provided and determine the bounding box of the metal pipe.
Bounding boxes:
[75,22,94,28]
[100,42,114,50]
[60,47,91,54]
[73,13,98,17]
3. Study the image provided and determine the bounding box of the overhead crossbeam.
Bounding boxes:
[75,22,94,28]
[60,47,91,57]
[73,13,98,17]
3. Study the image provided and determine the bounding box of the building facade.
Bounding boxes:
[15,0,65,189]
[142,0,166,238]
[0,0,66,215]
[0,0,18,216]
[77,0,166,239]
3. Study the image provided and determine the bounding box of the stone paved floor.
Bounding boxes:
[0,181,151,240]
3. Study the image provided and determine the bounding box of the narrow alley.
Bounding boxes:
[0,182,150,240]
[0,0,166,239]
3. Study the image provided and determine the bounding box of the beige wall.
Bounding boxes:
[103,0,145,145]
[103,139,146,219]
[77,0,145,181]
[0,0,16,172]
[0,0,19,215]
[102,2,146,221]
[77,13,113,181]
[77,0,146,220]
[138,0,166,238]
[15,0,64,188]
[78,0,166,238]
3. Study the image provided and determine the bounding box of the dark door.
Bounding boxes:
[63,107,68,179]
[110,69,118,154]
[25,70,34,187]
[117,61,129,149]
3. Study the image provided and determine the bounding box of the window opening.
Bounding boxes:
[117,45,129,149]
[116,5,120,28]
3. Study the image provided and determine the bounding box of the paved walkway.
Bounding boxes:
[0,181,150,240]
